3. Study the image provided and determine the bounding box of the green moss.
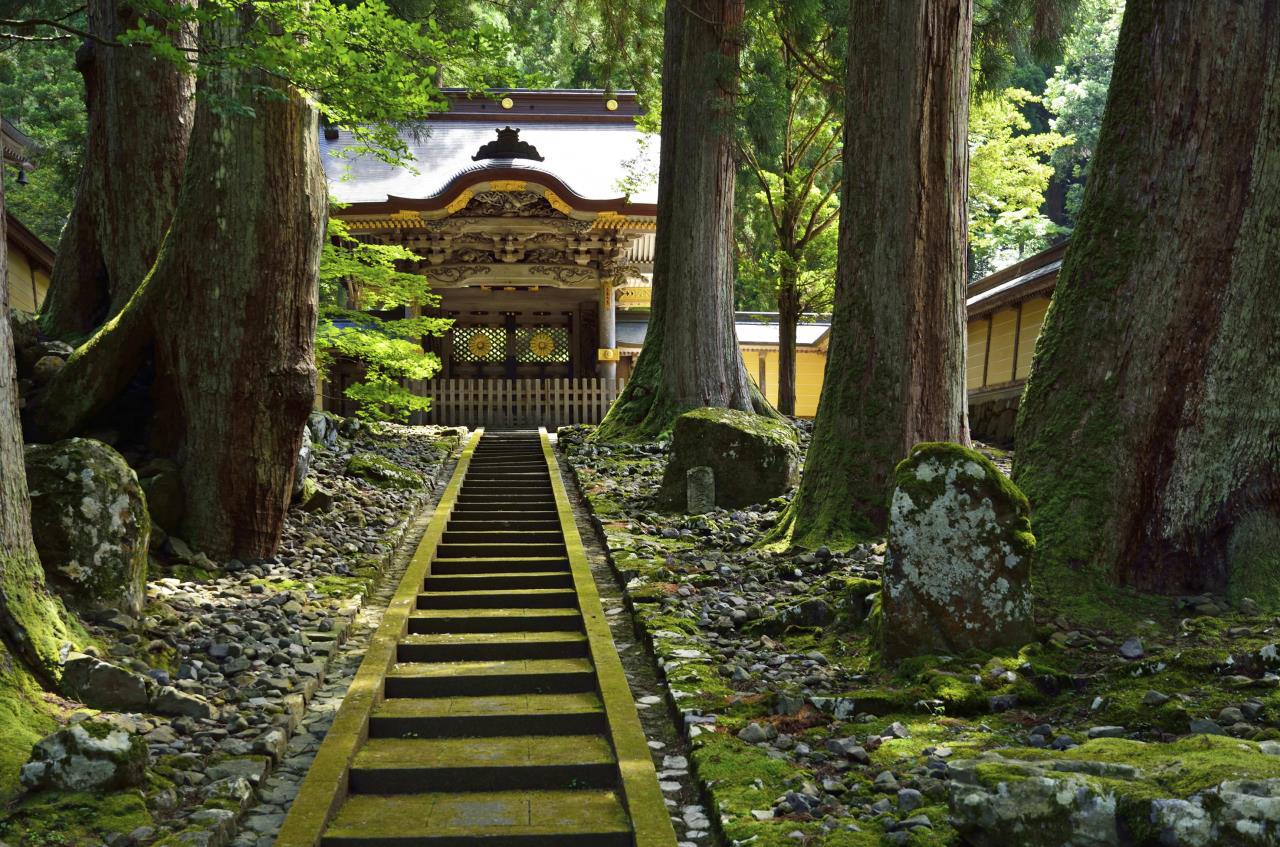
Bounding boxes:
[678,406,797,448]
[1227,512,1280,610]
[344,453,423,490]
[250,574,371,598]
[0,641,62,802]
[0,790,153,846]
[1003,734,1280,800]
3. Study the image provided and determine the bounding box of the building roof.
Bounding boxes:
[5,212,55,273]
[966,241,1066,317]
[2,118,35,169]
[617,313,832,349]
[324,90,659,212]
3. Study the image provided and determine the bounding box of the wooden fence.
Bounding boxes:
[407,378,627,429]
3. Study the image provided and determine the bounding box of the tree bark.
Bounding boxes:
[36,20,325,560]
[777,269,799,416]
[39,0,193,339]
[1015,1,1280,600]
[0,131,75,686]
[772,0,972,548]
[597,0,773,439]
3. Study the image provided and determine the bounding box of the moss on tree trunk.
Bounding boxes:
[770,0,972,549]
[0,133,76,686]
[39,0,193,340]
[35,19,324,559]
[1014,1,1280,607]
[596,0,774,440]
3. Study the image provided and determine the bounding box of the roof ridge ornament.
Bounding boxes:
[472,126,545,162]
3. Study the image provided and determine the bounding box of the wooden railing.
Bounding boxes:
[407,378,627,429]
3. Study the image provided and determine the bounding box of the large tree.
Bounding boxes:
[15,0,487,558]
[1015,1,1280,604]
[770,0,973,548]
[38,0,194,339]
[596,0,774,439]
[0,140,76,686]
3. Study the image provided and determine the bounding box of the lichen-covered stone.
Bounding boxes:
[882,442,1034,659]
[948,756,1121,846]
[20,721,148,792]
[344,452,422,490]
[659,408,799,510]
[24,438,151,616]
[293,426,312,501]
[1152,779,1280,846]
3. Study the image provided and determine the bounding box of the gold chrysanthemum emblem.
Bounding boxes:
[529,331,555,358]
[467,333,493,359]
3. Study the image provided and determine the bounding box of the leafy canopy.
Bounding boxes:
[968,87,1070,277]
[318,212,452,422]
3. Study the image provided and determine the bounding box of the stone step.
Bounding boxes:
[347,735,617,793]
[444,511,560,523]
[435,542,567,559]
[429,557,570,575]
[416,588,580,611]
[368,692,607,739]
[321,789,632,847]
[448,507,560,519]
[453,498,558,509]
[398,631,589,663]
[441,530,563,545]
[463,473,550,481]
[424,571,573,591]
[408,607,583,635]
[444,519,562,532]
[384,658,596,697]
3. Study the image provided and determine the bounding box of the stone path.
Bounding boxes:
[275,430,676,846]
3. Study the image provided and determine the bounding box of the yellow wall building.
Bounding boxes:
[617,240,1063,439]
[6,213,53,315]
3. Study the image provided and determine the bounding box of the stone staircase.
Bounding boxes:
[297,431,673,847]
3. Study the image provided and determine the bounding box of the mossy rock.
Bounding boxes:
[20,722,148,792]
[658,407,799,511]
[25,438,151,617]
[344,452,422,490]
[882,442,1034,661]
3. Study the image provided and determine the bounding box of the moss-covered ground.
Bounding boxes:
[560,425,1280,845]
[0,790,153,846]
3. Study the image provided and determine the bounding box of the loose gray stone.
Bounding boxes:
[685,466,715,515]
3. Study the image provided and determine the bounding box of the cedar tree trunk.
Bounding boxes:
[40,0,194,339]
[597,0,773,439]
[772,0,972,548]
[777,267,800,416]
[1015,1,1280,600]
[0,145,75,685]
[35,23,325,559]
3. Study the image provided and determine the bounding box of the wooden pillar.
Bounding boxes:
[598,279,617,380]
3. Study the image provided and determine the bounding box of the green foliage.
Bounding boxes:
[0,24,85,245]
[968,88,1071,277]
[972,0,1080,91]
[1044,0,1124,220]
[735,4,841,314]
[317,213,451,422]
[116,0,509,162]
